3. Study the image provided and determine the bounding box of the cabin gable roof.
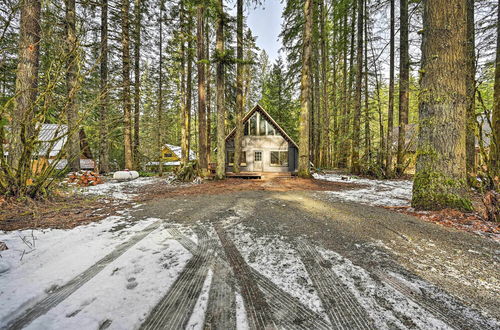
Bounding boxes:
[225,104,299,149]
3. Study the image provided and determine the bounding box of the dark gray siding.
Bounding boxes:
[288,143,298,172]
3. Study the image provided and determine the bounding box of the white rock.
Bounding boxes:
[113,171,139,181]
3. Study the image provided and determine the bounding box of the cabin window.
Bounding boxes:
[164,153,173,158]
[254,151,262,161]
[258,114,266,136]
[244,112,279,137]
[270,151,288,166]
[266,122,276,136]
[227,151,247,166]
[249,114,257,135]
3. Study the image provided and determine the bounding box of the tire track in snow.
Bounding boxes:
[376,271,489,330]
[204,259,237,329]
[3,221,161,330]
[251,270,331,330]
[214,224,277,330]
[171,225,330,330]
[140,226,215,330]
[296,239,375,330]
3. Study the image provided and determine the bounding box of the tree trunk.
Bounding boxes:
[491,0,500,181]
[396,0,409,176]
[350,0,363,174]
[157,0,164,176]
[319,0,329,168]
[215,0,226,179]
[133,0,141,170]
[66,0,80,172]
[385,0,395,176]
[180,2,189,165]
[185,15,193,164]
[298,0,313,178]
[99,0,109,173]
[197,3,208,175]
[121,0,133,170]
[363,0,370,163]
[465,0,476,177]
[412,0,472,211]
[234,0,243,174]
[8,0,41,187]
[206,20,212,165]
[339,13,349,168]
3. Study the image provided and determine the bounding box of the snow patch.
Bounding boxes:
[0,216,158,323]
[314,173,413,207]
[80,177,163,201]
[23,231,192,330]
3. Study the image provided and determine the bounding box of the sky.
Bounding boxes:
[229,1,285,63]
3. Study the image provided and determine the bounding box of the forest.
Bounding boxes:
[0,0,499,213]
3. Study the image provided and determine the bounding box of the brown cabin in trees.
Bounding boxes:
[224,105,299,173]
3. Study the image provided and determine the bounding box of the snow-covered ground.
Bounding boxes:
[80,177,166,201]
[314,173,413,207]
[0,215,192,329]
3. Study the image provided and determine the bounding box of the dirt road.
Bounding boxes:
[2,183,499,329]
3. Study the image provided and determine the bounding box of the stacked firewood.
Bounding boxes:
[67,171,104,187]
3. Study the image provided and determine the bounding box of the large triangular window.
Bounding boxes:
[244,112,277,136]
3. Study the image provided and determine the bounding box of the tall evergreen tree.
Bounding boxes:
[298,0,313,178]
[65,0,80,172]
[99,0,109,173]
[197,1,209,175]
[491,0,500,181]
[121,0,133,169]
[396,0,410,176]
[386,0,395,176]
[215,0,226,179]
[412,0,472,211]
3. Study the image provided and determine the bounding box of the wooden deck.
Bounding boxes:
[208,171,294,180]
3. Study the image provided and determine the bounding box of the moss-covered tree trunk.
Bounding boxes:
[66,0,80,172]
[8,0,41,194]
[215,0,226,180]
[412,0,472,211]
[298,0,313,178]
[465,0,476,178]
[233,0,243,174]
[197,3,208,176]
[491,0,500,182]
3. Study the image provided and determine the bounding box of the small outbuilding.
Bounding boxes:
[224,104,299,173]
[146,144,196,168]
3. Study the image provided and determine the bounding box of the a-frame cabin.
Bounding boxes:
[225,104,299,173]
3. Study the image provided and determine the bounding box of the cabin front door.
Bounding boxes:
[254,150,263,172]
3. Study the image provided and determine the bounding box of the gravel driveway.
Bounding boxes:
[2,188,499,329]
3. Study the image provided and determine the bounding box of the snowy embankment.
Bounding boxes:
[0,214,192,329]
[313,173,413,207]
